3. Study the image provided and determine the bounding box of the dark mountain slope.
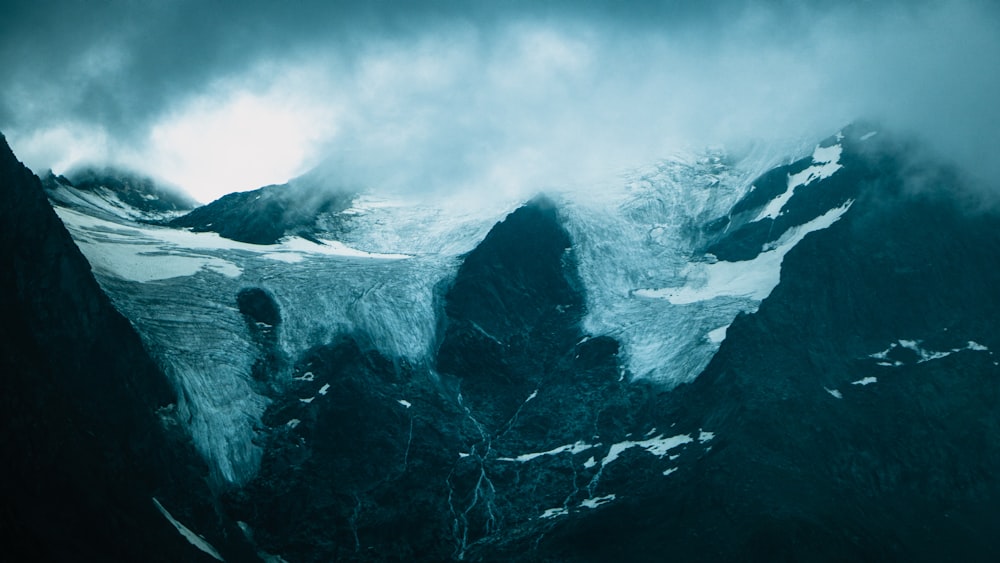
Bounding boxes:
[226,197,632,561]
[169,180,354,244]
[0,133,252,562]
[529,136,1000,562]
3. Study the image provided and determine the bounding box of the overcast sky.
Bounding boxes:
[2,0,998,202]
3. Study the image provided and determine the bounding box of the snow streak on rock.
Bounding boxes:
[635,200,852,305]
[754,143,843,222]
[562,146,795,384]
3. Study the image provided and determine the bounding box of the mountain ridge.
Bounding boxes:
[6,123,1000,560]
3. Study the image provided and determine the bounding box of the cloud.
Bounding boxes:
[1,1,998,202]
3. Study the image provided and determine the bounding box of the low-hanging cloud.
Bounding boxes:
[2,0,998,202]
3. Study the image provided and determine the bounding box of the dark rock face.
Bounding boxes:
[170,181,354,244]
[522,133,1000,562]
[238,287,286,389]
[0,133,251,562]
[226,337,465,561]
[437,196,588,429]
[228,197,636,561]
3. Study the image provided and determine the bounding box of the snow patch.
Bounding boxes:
[318,384,330,396]
[662,467,678,476]
[562,145,800,386]
[851,377,877,386]
[539,507,569,519]
[498,441,598,463]
[636,201,852,305]
[152,498,224,561]
[580,494,616,509]
[397,399,412,409]
[824,387,843,399]
[707,324,730,344]
[52,206,408,283]
[754,144,843,222]
[870,339,990,365]
[598,433,693,470]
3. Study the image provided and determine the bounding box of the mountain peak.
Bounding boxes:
[63,165,197,213]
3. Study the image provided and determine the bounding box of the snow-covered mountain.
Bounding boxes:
[44,166,197,222]
[4,123,1000,561]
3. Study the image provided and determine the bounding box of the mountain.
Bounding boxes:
[43,166,197,223]
[4,123,1000,561]
[508,127,1000,561]
[0,134,256,561]
[168,179,356,245]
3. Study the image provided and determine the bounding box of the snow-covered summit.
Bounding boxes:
[43,166,196,223]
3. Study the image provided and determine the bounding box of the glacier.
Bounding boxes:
[50,137,836,485]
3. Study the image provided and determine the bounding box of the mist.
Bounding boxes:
[1,0,998,203]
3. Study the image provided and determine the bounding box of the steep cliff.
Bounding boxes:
[0,133,251,561]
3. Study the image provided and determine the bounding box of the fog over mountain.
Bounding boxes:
[6,5,1000,560]
[2,0,998,202]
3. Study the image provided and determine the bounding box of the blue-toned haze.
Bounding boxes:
[1,0,998,202]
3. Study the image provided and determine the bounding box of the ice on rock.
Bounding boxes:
[152,498,224,561]
[707,324,730,344]
[754,143,843,222]
[563,144,800,385]
[598,434,694,469]
[580,494,616,509]
[635,201,852,306]
[539,507,569,519]
[54,140,835,484]
[53,192,511,485]
[498,441,598,463]
[92,186,517,465]
[869,339,991,367]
